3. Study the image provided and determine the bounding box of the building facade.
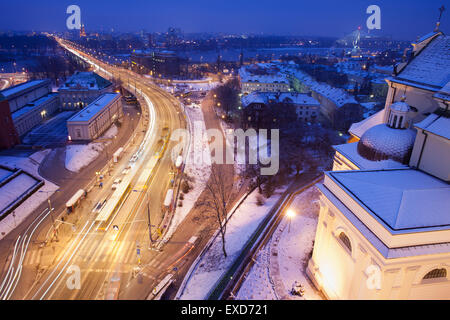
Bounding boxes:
[0,100,19,148]
[67,93,122,141]
[349,31,449,142]
[307,30,450,300]
[12,92,59,137]
[239,64,290,94]
[0,79,59,147]
[241,92,320,123]
[131,49,184,78]
[59,71,112,110]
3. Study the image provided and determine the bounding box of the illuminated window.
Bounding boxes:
[338,232,352,252]
[423,268,447,281]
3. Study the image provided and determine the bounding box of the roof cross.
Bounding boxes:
[435,5,446,31]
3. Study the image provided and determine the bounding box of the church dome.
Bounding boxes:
[390,101,410,113]
[357,124,416,164]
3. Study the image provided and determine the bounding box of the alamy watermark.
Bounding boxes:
[66,264,81,290]
[366,5,381,30]
[66,5,81,30]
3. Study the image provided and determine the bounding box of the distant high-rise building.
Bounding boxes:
[131,49,185,78]
[239,48,244,67]
[148,33,155,48]
[80,24,86,37]
[166,27,182,47]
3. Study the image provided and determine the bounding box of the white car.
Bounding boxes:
[111,178,122,190]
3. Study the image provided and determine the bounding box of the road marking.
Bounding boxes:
[24,249,39,266]
[33,220,95,300]
[85,241,101,261]
[76,235,93,260]
[124,242,136,263]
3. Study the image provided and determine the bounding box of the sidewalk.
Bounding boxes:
[161,103,211,244]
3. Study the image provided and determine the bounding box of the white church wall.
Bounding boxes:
[307,189,450,300]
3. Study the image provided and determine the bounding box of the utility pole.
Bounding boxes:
[134,188,154,249]
[145,191,154,247]
[41,190,58,240]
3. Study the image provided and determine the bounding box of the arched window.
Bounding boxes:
[393,115,398,129]
[338,232,352,253]
[399,116,403,128]
[423,268,447,281]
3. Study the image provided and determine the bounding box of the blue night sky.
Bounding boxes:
[0,0,448,40]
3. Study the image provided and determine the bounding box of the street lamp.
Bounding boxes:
[286,209,296,233]
[133,187,154,248]
[39,189,60,238]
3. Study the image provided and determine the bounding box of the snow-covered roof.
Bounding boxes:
[348,109,385,138]
[0,171,42,216]
[59,71,112,91]
[394,34,450,90]
[333,142,406,170]
[415,113,450,140]
[241,92,320,107]
[68,93,119,122]
[0,79,49,100]
[241,92,266,106]
[434,81,450,101]
[239,64,288,84]
[283,67,358,107]
[318,183,450,258]
[328,169,450,232]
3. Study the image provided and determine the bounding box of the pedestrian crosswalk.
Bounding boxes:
[22,241,165,269]
[69,240,163,266]
[23,249,40,266]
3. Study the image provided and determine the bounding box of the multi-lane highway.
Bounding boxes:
[0,38,198,300]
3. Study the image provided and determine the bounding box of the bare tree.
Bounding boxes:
[202,164,235,258]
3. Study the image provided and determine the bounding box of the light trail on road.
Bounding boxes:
[0,208,53,300]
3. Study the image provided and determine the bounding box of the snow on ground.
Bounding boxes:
[237,185,324,300]
[218,120,245,179]
[65,124,118,172]
[65,143,104,173]
[176,81,220,92]
[164,103,211,241]
[219,119,271,184]
[0,149,59,240]
[180,186,287,300]
[102,124,118,139]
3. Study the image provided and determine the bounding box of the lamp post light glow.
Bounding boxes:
[286,209,296,233]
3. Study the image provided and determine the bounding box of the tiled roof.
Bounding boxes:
[395,34,450,89]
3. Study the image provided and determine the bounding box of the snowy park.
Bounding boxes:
[236,186,323,300]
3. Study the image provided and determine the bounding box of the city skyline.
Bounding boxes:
[0,0,448,306]
[0,0,448,40]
